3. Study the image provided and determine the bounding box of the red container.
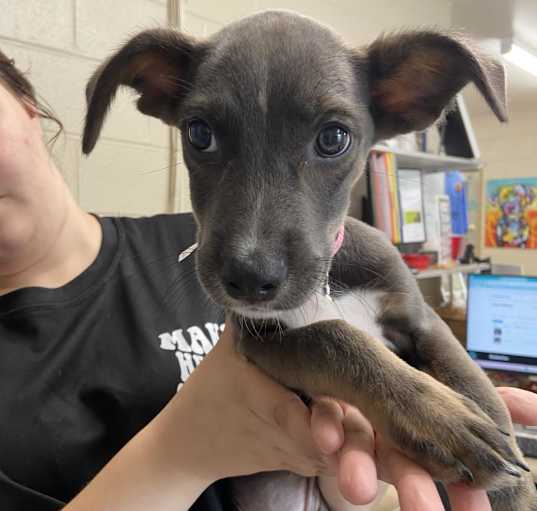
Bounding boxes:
[451,235,464,261]
[402,253,430,271]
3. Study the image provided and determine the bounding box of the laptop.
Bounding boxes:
[466,274,537,457]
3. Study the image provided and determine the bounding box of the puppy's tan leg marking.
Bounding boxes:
[406,308,537,510]
[236,319,529,495]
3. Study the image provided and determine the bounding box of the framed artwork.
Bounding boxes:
[485,178,537,249]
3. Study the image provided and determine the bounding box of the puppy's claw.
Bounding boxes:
[503,463,522,478]
[497,427,510,436]
[515,460,531,473]
[296,391,312,407]
[457,461,475,483]
[503,454,530,473]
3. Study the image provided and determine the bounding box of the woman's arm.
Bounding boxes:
[65,324,332,510]
[65,317,537,511]
[64,397,213,511]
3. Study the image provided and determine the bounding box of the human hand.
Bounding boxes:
[313,398,454,510]
[496,386,537,425]
[167,320,340,485]
[65,320,343,511]
[314,388,537,510]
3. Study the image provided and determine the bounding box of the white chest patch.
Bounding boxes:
[276,289,388,344]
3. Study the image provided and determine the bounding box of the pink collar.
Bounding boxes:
[332,224,345,256]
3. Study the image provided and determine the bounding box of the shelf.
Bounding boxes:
[413,263,490,280]
[371,145,482,172]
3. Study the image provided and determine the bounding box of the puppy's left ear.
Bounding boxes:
[361,31,507,141]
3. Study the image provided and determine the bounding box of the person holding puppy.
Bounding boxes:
[0,50,534,511]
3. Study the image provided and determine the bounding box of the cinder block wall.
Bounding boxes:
[1,0,170,216]
[1,0,451,217]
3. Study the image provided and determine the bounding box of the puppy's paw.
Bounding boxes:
[389,383,528,489]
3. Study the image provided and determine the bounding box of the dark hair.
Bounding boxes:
[0,49,63,143]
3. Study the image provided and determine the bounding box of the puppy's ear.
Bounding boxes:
[82,29,206,154]
[362,31,507,141]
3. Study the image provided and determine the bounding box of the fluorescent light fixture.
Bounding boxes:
[504,43,537,78]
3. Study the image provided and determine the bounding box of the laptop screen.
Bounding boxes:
[467,274,537,375]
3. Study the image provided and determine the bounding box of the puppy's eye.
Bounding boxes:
[187,120,217,152]
[316,124,351,157]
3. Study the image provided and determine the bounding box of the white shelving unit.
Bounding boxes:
[371,145,482,173]
[362,97,488,305]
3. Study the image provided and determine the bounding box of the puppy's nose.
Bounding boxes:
[222,255,287,302]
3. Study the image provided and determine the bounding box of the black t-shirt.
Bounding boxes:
[0,213,231,510]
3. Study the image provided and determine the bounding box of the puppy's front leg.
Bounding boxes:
[404,306,537,510]
[412,306,510,424]
[236,319,524,492]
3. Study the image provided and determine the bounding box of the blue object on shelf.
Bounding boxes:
[445,171,468,235]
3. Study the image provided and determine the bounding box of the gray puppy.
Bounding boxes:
[82,11,536,510]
